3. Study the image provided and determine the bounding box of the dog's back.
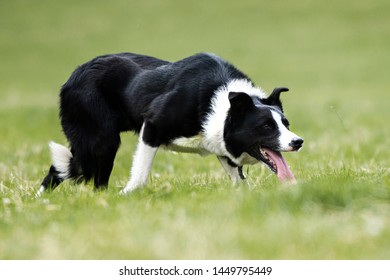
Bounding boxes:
[37,52,257,195]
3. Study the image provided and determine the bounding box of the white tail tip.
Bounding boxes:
[49,141,72,179]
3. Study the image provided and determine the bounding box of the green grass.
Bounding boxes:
[1,0,389,259]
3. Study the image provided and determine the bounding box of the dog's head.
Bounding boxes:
[224,87,303,181]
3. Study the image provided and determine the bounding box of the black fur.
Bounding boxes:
[41,52,251,190]
[40,52,302,193]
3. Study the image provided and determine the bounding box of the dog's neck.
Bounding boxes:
[202,79,266,163]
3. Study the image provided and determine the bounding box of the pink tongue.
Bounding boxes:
[263,148,296,182]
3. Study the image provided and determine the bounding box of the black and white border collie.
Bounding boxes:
[36,52,303,196]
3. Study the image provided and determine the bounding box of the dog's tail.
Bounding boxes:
[36,141,77,197]
[49,141,74,180]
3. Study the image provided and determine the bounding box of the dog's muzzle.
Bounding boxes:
[289,137,304,151]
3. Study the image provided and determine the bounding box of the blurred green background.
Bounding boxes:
[0,0,389,259]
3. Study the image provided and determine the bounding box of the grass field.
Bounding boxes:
[1,0,389,259]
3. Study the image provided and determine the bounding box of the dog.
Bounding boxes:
[36,52,303,196]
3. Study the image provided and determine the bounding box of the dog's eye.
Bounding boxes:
[263,124,271,130]
[262,121,274,130]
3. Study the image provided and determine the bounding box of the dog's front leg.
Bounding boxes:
[120,125,158,194]
[217,156,245,183]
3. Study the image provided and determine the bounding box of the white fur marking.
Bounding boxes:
[271,110,299,151]
[223,79,267,99]
[121,126,158,194]
[202,88,230,156]
[202,79,266,165]
[35,185,45,197]
[49,141,72,179]
[165,135,209,156]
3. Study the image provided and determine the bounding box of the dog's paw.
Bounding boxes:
[119,188,129,195]
[119,185,137,195]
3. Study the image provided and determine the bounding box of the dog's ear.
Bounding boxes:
[228,92,254,121]
[262,87,289,112]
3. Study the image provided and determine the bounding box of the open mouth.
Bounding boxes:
[259,148,278,173]
[249,146,296,182]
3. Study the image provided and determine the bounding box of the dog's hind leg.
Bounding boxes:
[120,124,158,194]
[92,134,121,190]
[93,157,115,190]
[217,156,246,183]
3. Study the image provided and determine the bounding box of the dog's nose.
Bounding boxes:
[289,138,304,151]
